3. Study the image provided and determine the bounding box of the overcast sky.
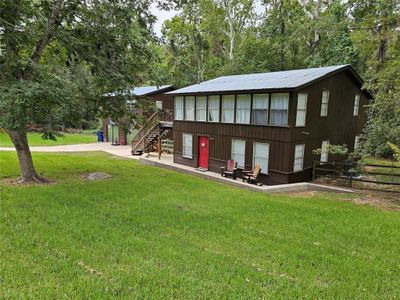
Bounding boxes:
[150,1,264,37]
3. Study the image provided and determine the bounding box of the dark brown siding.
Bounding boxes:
[173,121,293,185]
[173,69,369,184]
[291,71,368,172]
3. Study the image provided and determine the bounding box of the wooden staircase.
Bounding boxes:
[131,111,173,155]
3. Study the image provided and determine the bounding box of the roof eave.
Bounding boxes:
[166,87,297,96]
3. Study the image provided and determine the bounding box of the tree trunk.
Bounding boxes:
[5,130,46,183]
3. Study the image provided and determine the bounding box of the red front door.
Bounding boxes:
[198,136,209,169]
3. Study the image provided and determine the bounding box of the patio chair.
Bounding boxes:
[220,159,238,180]
[242,164,262,185]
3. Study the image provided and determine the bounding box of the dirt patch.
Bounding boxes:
[1,177,56,186]
[287,188,400,211]
[82,172,112,180]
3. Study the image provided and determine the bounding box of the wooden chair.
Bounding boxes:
[243,164,262,185]
[220,159,238,180]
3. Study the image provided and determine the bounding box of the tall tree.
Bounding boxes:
[0,0,154,182]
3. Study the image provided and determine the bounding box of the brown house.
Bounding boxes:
[167,65,371,185]
[102,85,175,145]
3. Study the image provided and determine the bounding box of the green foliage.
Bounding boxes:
[0,0,154,135]
[0,132,95,147]
[312,144,349,156]
[387,142,400,162]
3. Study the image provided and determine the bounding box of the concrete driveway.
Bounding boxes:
[0,143,136,159]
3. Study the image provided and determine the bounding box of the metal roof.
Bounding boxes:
[167,65,355,95]
[106,85,173,97]
[129,85,173,96]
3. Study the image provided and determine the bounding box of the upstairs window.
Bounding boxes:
[232,139,245,169]
[196,96,207,121]
[320,90,329,116]
[185,96,195,121]
[174,96,184,120]
[236,94,251,124]
[353,95,360,116]
[208,95,220,122]
[252,94,269,125]
[295,93,308,126]
[320,140,329,162]
[221,95,235,123]
[253,142,270,174]
[294,144,305,172]
[270,93,289,126]
[156,101,163,110]
[182,133,193,158]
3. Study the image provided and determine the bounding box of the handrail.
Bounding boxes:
[132,123,158,152]
[131,111,159,147]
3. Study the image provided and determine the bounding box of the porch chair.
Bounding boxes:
[243,164,262,185]
[220,159,238,180]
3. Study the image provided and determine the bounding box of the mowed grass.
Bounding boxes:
[0,152,399,298]
[0,132,96,147]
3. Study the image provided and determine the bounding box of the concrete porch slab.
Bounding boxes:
[139,154,353,194]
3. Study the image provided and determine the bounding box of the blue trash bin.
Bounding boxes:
[97,131,103,142]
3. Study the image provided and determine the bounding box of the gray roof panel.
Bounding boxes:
[167,65,351,95]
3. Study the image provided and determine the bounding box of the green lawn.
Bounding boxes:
[0,132,96,147]
[0,152,399,298]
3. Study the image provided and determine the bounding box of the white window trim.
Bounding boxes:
[221,95,235,123]
[320,140,329,163]
[174,97,184,121]
[207,95,220,122]
[182,133,193,159]
[354,135,360,150]
[231,139,246,169]
[252,93,269,125]
[320,90,329,117]
[184,96,195,121]
[235,94,251,124]
[353,95,360,116]
[196,96,207,122]
[253,142,270,174]
[293,144,305,172]
[270,93,289,126]
[295,93,308,127]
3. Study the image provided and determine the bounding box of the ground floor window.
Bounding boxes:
[183,133,193,158]
[354,135,360,149]
[253,142,270,174]
[232,139,245,168]
[320,140,329,162]
[294,144,305,172]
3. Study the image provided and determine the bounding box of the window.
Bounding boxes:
[252,94,269,125]
[156,101,163,110]
[320,90,329,116]
[196,96,207,121]
[296,93,308,126]
[270,93,289,126]
[353,95,360,116]
[354,135,360,149]
[208,95,220,122]
[236,94,251,124]
[185,96,195,121]
[182,134,193,158]
[253,142,270,174]
[221,95,235,123]
[232,139,245,169]
[320,140,329,162]
[174,96,184,120]
[293,144,305,172]
[126,100,136,111]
